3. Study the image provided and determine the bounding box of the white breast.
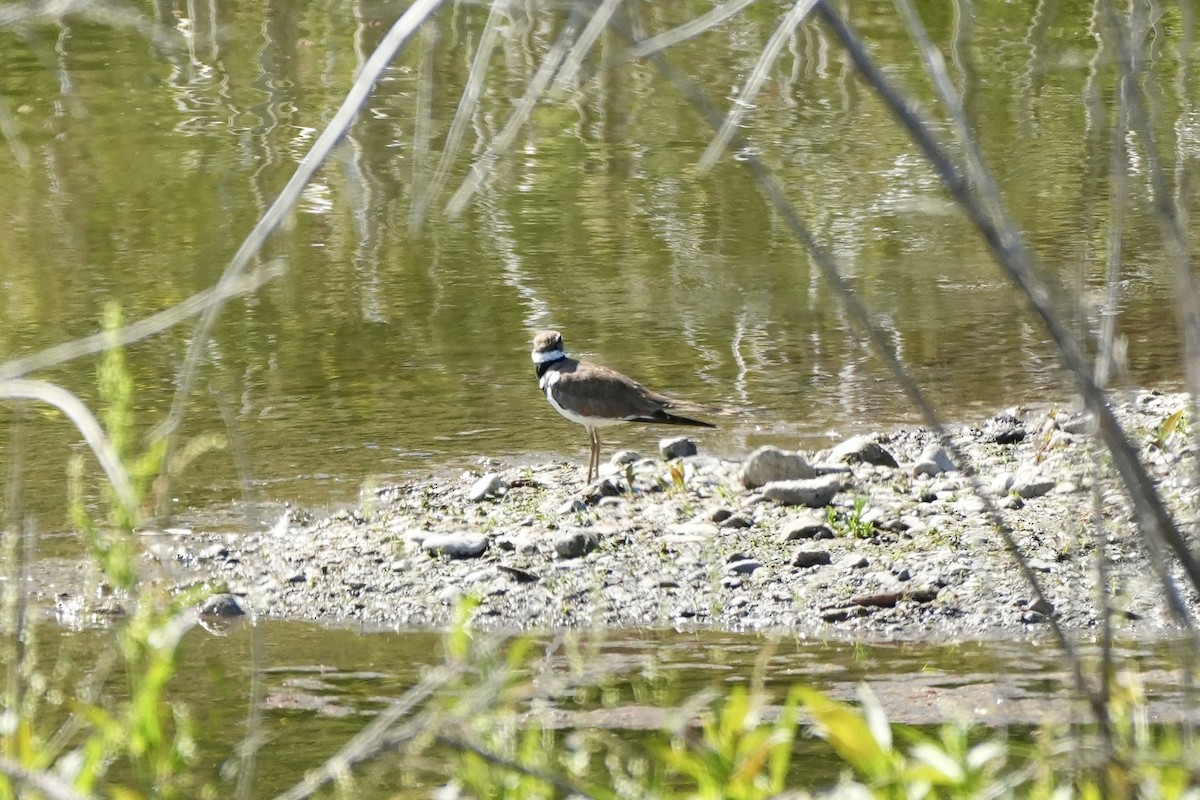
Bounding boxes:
[540,370,625,429]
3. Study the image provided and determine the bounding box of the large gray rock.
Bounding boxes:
[761,474,844,507]
[1012,472,1056,499]
[423,533,489,559]
[740,446,816,488]
[912,444,956,477]
[467,473,507,502]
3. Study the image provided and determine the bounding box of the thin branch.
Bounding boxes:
[553,0,622,91]
[446,5,587,215]
[0,756,94,800]
[152,0,447,453]
[409,0,505,229]
[0,261,284,382]
[436,735,605,800]
[621,0,759,61]
[0,379,136,514]
[698,0,818,171]
[815,1,1200,626]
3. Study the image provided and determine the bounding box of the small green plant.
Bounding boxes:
[2,304,214,800]
[1150,408,1187,450]
[659,684,800,800]
[800,684,1011,797]
[827,497,874,539]
[668,462,687,493]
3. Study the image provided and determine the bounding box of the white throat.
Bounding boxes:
[531,349,565,365]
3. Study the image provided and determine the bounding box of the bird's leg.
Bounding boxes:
[588,428,600,483]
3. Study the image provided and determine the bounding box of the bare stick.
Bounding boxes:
[0,261,283,382]
[153,0,447,453]
[0,756,94,800]
[0,379,135,514]
[698,0,818,171]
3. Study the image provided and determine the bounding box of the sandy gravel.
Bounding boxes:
[159,390,1199,636]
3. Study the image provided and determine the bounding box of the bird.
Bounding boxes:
[531,330,715,483]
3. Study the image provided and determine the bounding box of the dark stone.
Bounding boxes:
[988,426,1026,445]
[497,564,540,583]
[829,435,899,468]
[200,593,245,617]
[726,559,762,576]
[851,592,899,608]
[708,507,734,524]
[660,436,698,460]
[792,550,832,568]
[1028,597,1054,616]
[719,514,754,530]
[554,529,600,559]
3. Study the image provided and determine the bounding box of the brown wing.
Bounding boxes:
[552,361,715,427]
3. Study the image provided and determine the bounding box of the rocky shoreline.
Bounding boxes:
[171,390,1199,636]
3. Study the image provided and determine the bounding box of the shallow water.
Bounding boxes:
[2,3,1196,792]
[0,0,1192,536]
[35,620,1196,797]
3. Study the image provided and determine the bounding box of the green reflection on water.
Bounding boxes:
[0,1,1189,531]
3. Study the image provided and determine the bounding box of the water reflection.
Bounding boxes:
[173,623,1199,796]
[0,0,1191,533]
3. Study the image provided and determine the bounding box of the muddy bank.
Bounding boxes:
[163,390,1196,635]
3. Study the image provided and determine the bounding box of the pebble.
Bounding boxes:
[164,389,1195,637]
[610,450,642,466]
[554,529,600,559]
[584,476,628,503]
[660,436,698,460]
[665,521,720,538]
[761,475,844,507]
[467,473,507,502]
[953,497,987,516]
[792,550,832,568]
[740,446,816,488]
[912,444,956,477]
[780,515,836,541]
[437,586,464,606]
[1012,473,1056,499]
[199,593,245,617]
[422,533,489,559]
[558,498,587,515]
[709,506,734,523]
[726,558,763,576]
[1026,597,1054,617]
[496,534,538,555]
[829,435,899,468]
[1057,413,1095,435]
[199,544,230,561]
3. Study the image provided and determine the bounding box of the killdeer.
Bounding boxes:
[531,330,715,483]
